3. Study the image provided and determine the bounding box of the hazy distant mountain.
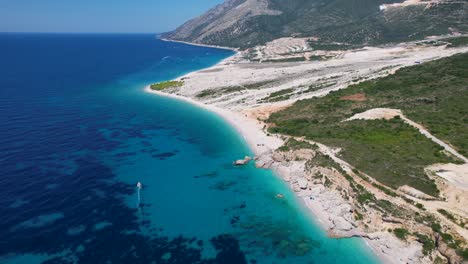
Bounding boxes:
[161,0,468,49]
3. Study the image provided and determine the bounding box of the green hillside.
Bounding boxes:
[163,0,468,49]
[268,53,468,196]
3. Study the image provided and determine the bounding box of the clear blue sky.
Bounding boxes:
[0,0,224,33]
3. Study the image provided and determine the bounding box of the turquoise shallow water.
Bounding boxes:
[0,33,378,263]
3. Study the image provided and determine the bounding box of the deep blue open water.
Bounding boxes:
[0,33,378,263]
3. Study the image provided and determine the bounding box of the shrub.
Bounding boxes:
[431,223,442,233]
[150,80,184,91]
[357,191,375,204]
[457,248,468,261]
[393,228,410,240]
[415,233,435,255]
[416,203,425,210]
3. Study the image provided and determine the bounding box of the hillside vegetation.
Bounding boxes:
[163,0,468,49]
[268,53,468,196]
[150,81,184,91]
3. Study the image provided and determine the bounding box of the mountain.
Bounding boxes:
[161,0,468,49]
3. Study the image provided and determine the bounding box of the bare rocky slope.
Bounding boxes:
[161,0,468,49]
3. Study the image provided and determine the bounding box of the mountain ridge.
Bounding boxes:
[162,0,468,49]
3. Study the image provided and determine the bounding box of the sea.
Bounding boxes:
[0,33,379,264]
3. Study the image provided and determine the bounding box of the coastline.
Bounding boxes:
[145,85,283,156]
[159,38,239,52]
[143,39,433,263]
[143,39,468,263]
[145,85,399,263]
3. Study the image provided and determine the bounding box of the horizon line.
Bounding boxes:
[0,31,164,35]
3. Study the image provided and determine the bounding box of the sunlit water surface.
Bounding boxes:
[0,33,378,264]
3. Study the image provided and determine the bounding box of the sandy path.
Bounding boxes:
[401,116,468,163]
[346,108,468,163]
[303,137,468,241]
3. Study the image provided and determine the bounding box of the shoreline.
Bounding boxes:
[158,38,242,85]
[301,195,396,264]
[159,38,239,52]
[144,85,395,263]
[145,85,282,156]
[142,39,468,263]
